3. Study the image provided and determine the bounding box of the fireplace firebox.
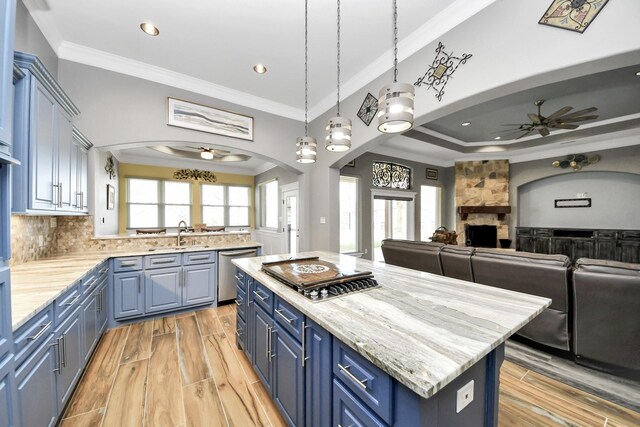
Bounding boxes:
[465,225,497,248]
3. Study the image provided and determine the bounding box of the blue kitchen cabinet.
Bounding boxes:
[15,339,58,427]
[144,267,181,314]
[55,307,83,410]
[252,304,273,395]
[0,355,17,427]
[96,279,108,334]
[81,287,99,363]
[272,325,304,427]
[113,271,144,319]
[305,318,332,427]
[333,379,386,427]
[0,0,16,155]
[245,275,254,362]
[29,78,57,211]
[0,267,10,360]
[183,263,216,306]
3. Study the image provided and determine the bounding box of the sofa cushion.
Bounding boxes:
[381,239,444,275]
[440,245,475,282]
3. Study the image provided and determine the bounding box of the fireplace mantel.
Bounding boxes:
[457,205,511,221]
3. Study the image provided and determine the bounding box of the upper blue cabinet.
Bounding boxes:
[0,0,16,160]
[12,52,92,214]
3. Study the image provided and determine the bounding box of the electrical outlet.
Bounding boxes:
[38,235,44,247]
[50,217,57,227]
[456,380,474,413]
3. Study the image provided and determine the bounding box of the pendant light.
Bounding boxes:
[296,0,317,163]
[377,0,414,133]
[325,0,352,152]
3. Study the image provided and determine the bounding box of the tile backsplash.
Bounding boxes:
[11,215,252,265]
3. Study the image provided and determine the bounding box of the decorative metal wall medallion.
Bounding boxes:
[372,161,411,189]
[173,169,217,182]
[357,93,378,126]
[104,155,116,179]
[539,0,610,33]
[414,42,472,102]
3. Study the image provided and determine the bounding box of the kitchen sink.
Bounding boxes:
[147,245,209,251]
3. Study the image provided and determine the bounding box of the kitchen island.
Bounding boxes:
[233,251,551,427]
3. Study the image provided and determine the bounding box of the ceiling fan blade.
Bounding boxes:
[500,124,529,127]
[516,128,536,140]
[527,113,542,125]
[546,106,573,122]
[552,123,579,130]
[492,128,526,134]
[558,107,598,119]
[556,115,599,123]
[538,127,550,137]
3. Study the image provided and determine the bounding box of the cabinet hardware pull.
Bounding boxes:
[235,274,242,281]
[58,182,63,207]
[120,261,138,267]
[301,323,310,367]
[137,276,141,293]
[152,258,176,264]
[61,335,67,368]
[270,328,277,359]
[275,309,294,324]
[52,339,61,373]
[266,326,271,358]
[52,183,59,206]
[235,299,242,306]
[81,191,84,209]
[27,321,52,341]
[235,329,242,337]
[337,364,368,390]
[84,278,97,288]
[99,268,109,274]
[190,255,210,261]
[253,290,268,302]
[64,295,81,306]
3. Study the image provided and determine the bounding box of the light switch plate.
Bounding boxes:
[456,380,474,413]
[319,217,326,224]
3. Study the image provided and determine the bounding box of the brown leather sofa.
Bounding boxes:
[440,245,475,282]
[573,258,640,378]
[471,249,572,351]
[381,239,445,275]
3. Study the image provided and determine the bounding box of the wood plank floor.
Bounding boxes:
[60,305,640,427]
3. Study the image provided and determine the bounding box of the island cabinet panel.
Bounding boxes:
[183,263,216,306]
[272,326,304,427]
[333,378,386,427]
[96,280,108,335]
[0,0,16,154]
[621,241,640,264]
[15,338,58,427]
[81,288,98,363]
[274,295,304,342]
[245,276,254,361]
[113,271,144,319]
[55,307,83,410]
[252,304,273,395]
[304,318,332,427]
[144,267,182,314]
[0,267,11,360]
[0,355,17,427]
[236,316,246,350]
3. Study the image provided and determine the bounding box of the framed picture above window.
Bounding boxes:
[167,97,254,141]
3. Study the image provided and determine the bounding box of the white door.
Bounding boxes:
[371,189,416,262]
[283,188,299,254]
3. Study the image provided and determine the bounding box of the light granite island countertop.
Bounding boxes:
[233,251,551,402]
[10,242,261,330]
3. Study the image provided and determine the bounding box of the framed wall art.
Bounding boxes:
[107,184,115,210]
[167,97,254,141]
[426,168,439,180]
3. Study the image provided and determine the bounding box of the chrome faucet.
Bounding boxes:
[177,220,188,246]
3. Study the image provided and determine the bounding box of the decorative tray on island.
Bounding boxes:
[261,256,380,301]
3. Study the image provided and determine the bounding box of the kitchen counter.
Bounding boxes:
[233,251,551,400]
[10,242,262,330]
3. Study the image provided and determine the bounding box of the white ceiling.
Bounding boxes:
[22,0,640,169]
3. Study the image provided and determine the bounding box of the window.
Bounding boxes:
[340,176,359,253]
[127,178,191,228]
[259,180,279,229]
[420,185,442,241]
[202,184,251,227]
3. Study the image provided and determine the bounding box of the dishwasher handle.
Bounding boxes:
[219,249,257,257]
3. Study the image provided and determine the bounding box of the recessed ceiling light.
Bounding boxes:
[494,136,501,140]
[636,71,640,76]
[253,64,267,74]
[461,122,471,127]
[140,22,159,36]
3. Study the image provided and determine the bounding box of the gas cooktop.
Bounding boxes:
[261,256,380,301]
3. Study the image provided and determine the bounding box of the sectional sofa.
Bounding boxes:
[380,239,640,380]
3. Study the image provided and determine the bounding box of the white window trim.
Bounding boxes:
[126,177,192,229]
[370,188,417,257]
[340,175,361,254]
[258,179,279,231]
[201,183,251,227]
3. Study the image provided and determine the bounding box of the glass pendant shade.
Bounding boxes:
[377,82,415,133]
[296,136,317,163]
[325,116,352,152]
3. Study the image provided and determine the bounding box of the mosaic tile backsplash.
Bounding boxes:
[11,215,251,265]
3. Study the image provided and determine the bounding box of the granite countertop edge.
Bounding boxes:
[232,251,551,400]
[10,242,262,331]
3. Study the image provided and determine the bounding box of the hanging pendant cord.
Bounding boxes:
[336,0,341,116]
[393,0,398,83]
[304,0,309,136]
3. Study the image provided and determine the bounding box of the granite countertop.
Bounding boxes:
[10,242,262,331]
[232,251,551,400]
[92,230,251,240]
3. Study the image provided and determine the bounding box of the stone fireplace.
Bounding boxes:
[455,160,510,246]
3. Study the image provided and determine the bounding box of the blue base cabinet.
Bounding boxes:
[113,271,144,319]
[144,267,182,314]
[272,325,304,426]
[183,264,216,306]
[304,318,332,427]
[55,307,83,411]
[0,355,17,427]
[0,268,11,360]
[252,304,273,395]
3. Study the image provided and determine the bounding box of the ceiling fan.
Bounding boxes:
[189,146,230,160]
[495,100,598,140]
[149,145,251,162]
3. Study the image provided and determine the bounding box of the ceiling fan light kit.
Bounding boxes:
[377,0,414,134]
[200,149,214,160]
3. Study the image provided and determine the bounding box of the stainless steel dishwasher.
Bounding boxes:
[218,248,258,303]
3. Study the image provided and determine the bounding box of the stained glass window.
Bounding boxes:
[372,162,411,189]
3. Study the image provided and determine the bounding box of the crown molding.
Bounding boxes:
[56,41,305,121]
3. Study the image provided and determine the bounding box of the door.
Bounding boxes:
[183,264,216,306]
[113,271,144,319]
[252,305,273,395]
[0,0,16,153]
[0,267,10,359]
[56,308,83,410]
[97,283,108,334]
[272,328,304,427]
[305,319,332,427]
[595,239,619,261]
[0,355,17,427]
[283,188,299,254]
[78,147,89,211]
[56,107,73,210]
[144,267,181,314]
[31,79,58,211]
[15,341,58,427]
[372,196,412,262]
[81,290,98,363]
[573,238,595,261]
[621,241,640,264]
